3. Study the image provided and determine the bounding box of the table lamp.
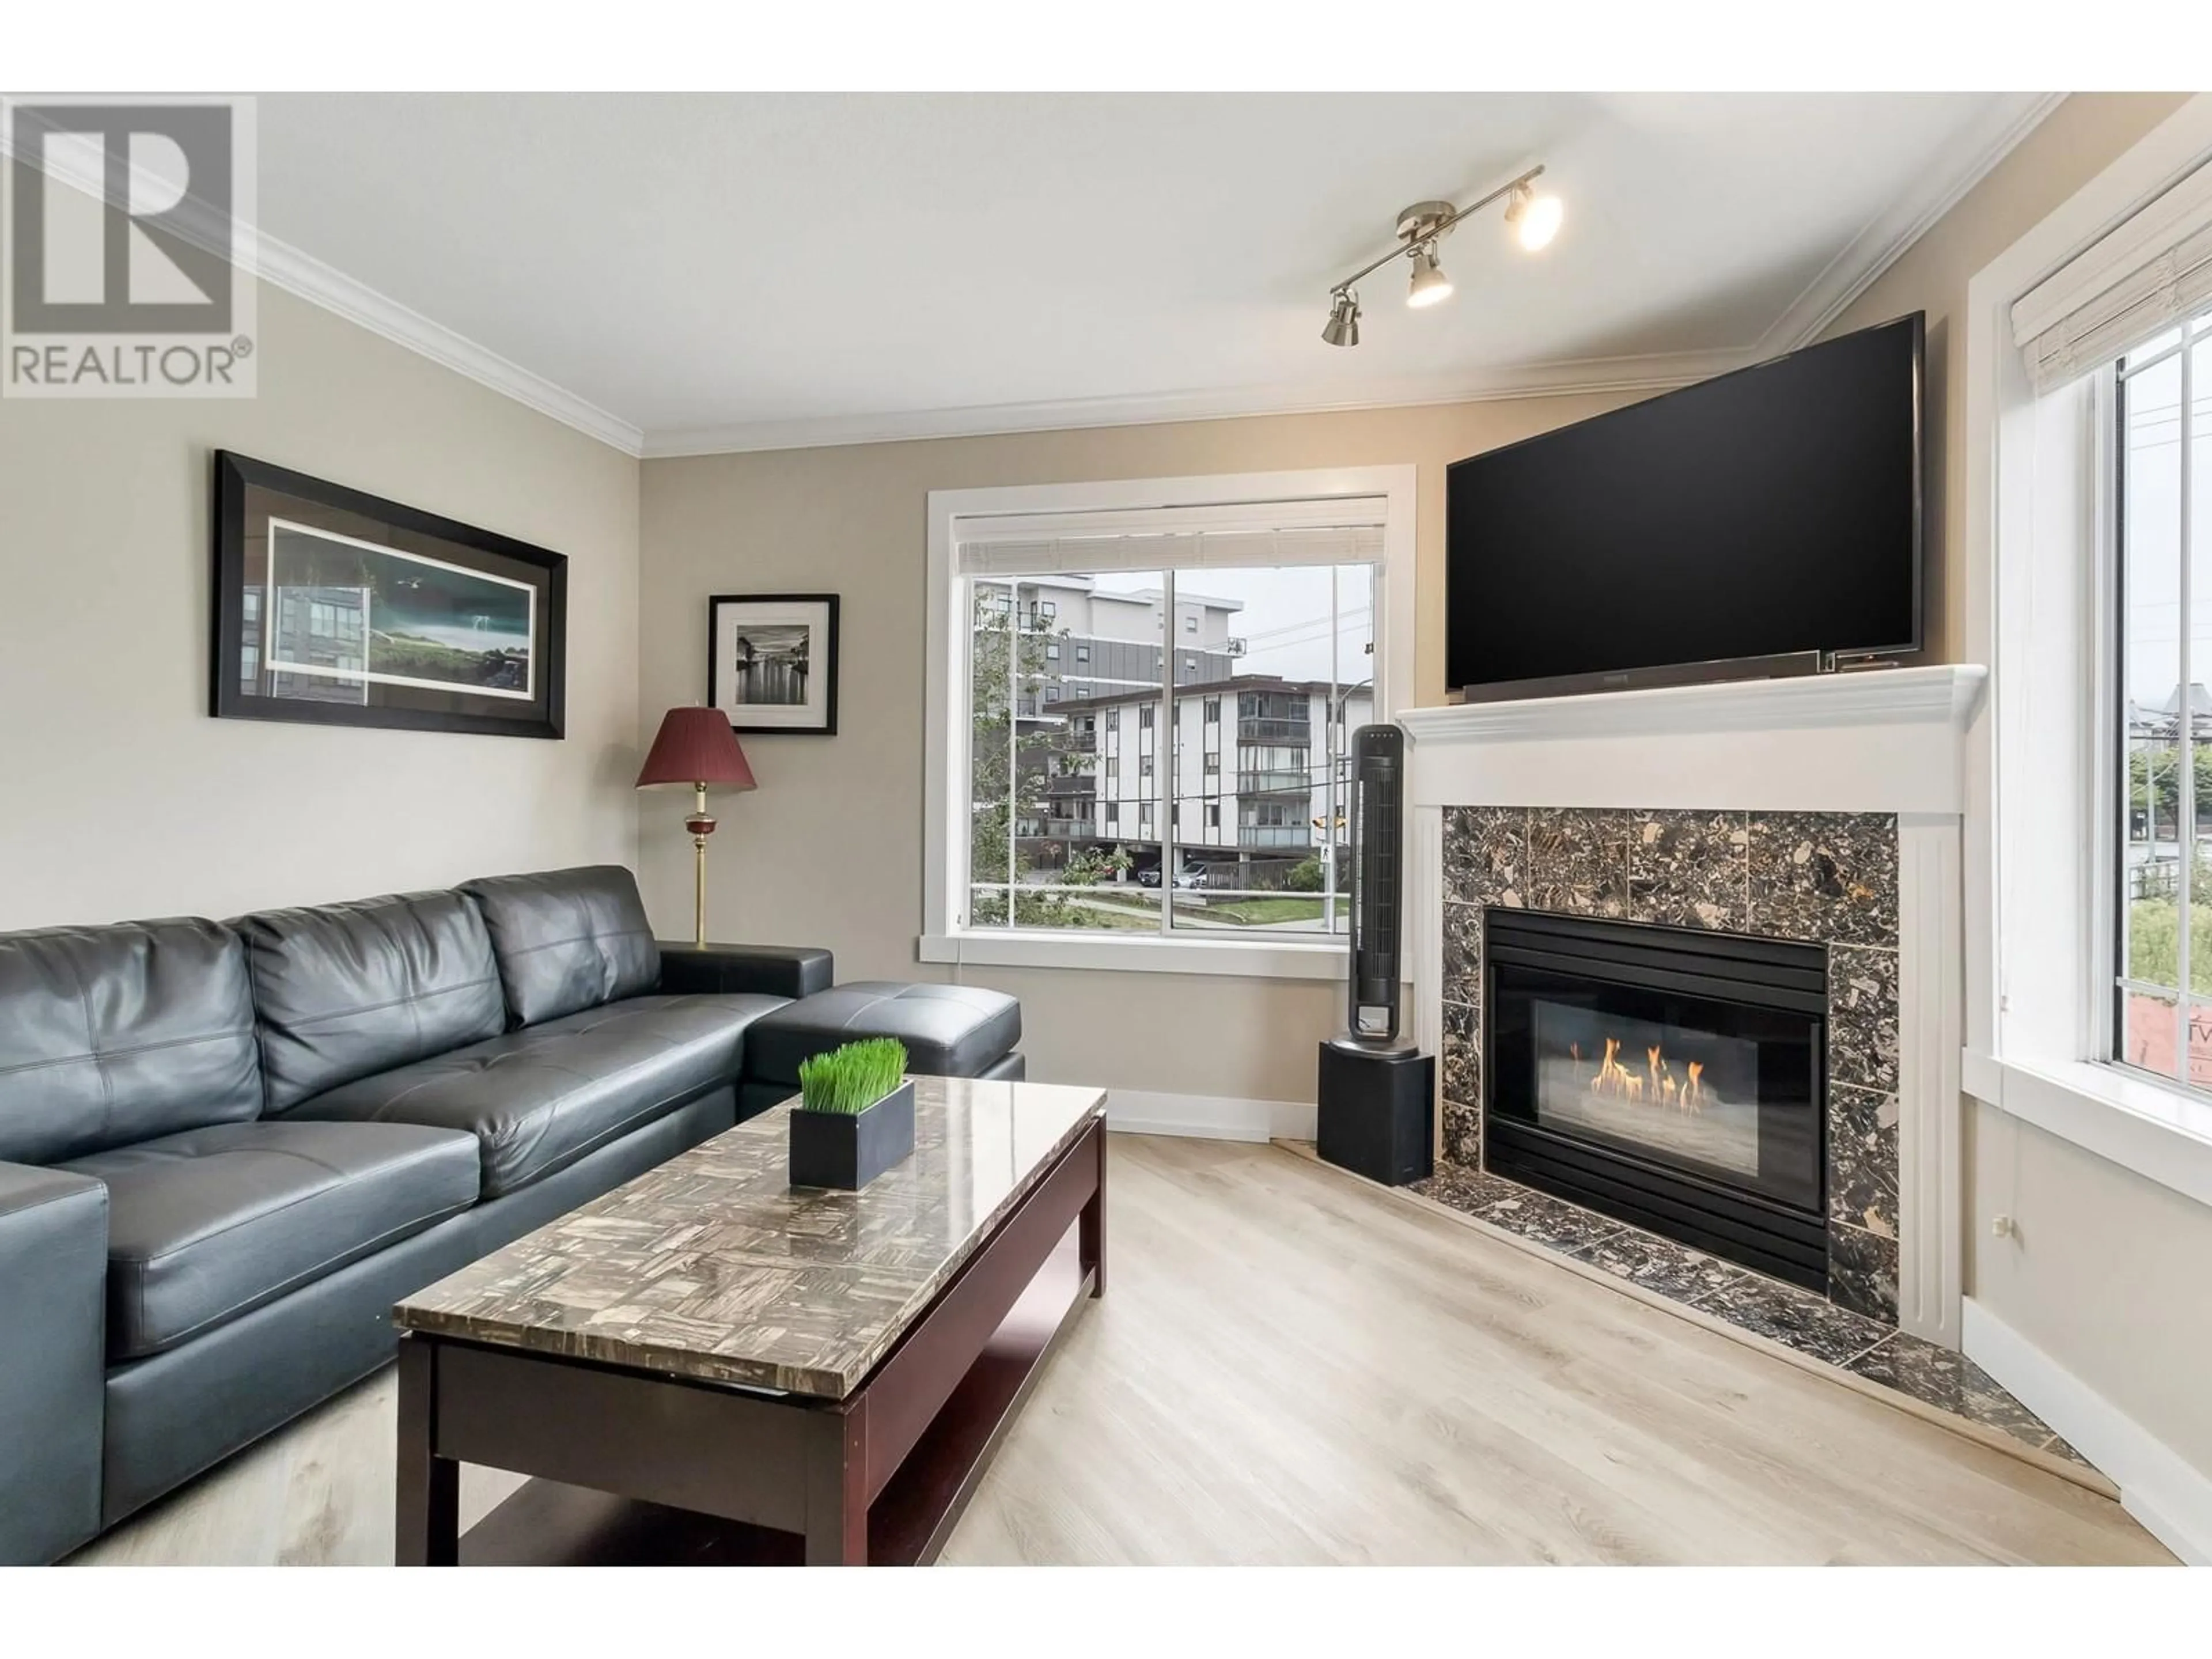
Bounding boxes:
[636,707,757,948]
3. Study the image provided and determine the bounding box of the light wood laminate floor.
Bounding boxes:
[73,1135,2172,1566]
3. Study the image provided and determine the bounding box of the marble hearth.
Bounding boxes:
[1437,805,1902,1321]
[1400,664,1988,1348]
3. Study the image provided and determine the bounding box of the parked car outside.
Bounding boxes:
[1137,865,1206,890]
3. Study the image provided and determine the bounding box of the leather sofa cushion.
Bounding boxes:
[236,890,507,1113]
[0,919,261,1165]
[461,866,660,1028]
[744,982,1022,1085]
[62,1119,479,1361]
[285,993,782,1199]
[92,1092,734,1533]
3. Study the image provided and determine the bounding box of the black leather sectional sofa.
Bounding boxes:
[0,865,1021,1564]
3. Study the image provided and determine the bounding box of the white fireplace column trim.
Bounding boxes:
[1399,663,1987,1348]
[1897,812,1965,1347]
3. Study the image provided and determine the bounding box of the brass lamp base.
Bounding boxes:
[685,782,717,948]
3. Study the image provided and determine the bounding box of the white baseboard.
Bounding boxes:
[1103,1089,1316,1144]
[1962,1297,2212,1565]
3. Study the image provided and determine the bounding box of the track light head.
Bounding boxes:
[1506,183,1564,252]
[1321,290,1361,347]
[1406,244,1453,309]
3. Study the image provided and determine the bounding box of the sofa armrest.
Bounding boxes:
[0,1162,108,1562]
[657,942,834,1001]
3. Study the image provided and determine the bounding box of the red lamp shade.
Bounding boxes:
[636,707,757,790]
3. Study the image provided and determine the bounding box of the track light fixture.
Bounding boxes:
[1319,164,1558,346]
[1320,290,1361,347]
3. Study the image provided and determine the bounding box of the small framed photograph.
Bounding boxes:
[709,593,839,735]
[211,451,567,740]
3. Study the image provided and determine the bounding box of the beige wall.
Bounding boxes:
[639,392,1643,1100]
[1825,92,2193,662]
[0,281,642,929]
[1832,92,2212,1479]
[1971,1104,2212,1474]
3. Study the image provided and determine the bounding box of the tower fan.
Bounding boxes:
[1346,724,1404,1041]
[1316,724,1434,1185]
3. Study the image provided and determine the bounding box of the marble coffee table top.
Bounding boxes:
[394,1076,1107,1399]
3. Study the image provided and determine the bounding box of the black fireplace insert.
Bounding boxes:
[1484,910,1827,1289]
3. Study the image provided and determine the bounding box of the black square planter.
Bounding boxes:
[788,1079,916,1190]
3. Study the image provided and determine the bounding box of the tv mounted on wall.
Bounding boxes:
[1445,313,1924,701]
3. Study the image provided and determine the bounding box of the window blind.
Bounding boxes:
[2012,159,2212,392]
[952,499,1387,578]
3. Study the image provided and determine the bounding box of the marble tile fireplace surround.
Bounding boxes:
[1399,665,1989,1351]
[1440,804,1901,1319]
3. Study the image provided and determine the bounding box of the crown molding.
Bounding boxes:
[638,348,1749,459]
[251,230,646,456]
[1756,92,2066,356]
[0,103,644,455]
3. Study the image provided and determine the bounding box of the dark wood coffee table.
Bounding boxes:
[392,1076,1106,1566]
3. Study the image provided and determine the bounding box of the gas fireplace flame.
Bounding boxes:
[1588,1037,1704,1113]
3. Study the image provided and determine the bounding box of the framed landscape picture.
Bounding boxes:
[210,451,567,739]
[709,593,839,735]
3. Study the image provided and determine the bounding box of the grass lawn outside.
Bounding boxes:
[1054,896,1162,929]
[1175,895,1343,926]
[1000,891,1347,931]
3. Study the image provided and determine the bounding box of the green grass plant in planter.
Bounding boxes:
[797,1038,908,1115]
[790,1038,916,1190]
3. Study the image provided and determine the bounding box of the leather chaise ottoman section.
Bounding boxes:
[62,1120,480,1361]
[0,1163,107,1564]
[97,1089,737,1528]
[283,993,783,1198]
[744,982,1022,1085]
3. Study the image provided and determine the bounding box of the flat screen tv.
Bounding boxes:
[1445,313,1923,699]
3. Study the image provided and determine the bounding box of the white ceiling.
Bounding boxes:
[252,92,2056,455]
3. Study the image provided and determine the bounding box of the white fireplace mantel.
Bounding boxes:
[1398,664,1987,817]
[1400,662,1988,1349]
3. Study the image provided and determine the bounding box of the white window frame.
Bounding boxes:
[922,465,1416,980]
[1964,94,2212,1207]
[2111,320,2212,1088]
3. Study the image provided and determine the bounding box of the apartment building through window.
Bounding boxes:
[926,468,1410,966]
[957,554,1376,937]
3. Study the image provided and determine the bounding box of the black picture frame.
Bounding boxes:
[210,451,567,740]
[707,593,840,736]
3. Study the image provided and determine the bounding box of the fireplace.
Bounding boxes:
[1484,910,1828,1290]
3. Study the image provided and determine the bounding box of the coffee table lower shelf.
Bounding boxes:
[454,1238,1092,1566]
[397,1112,1107,1567]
